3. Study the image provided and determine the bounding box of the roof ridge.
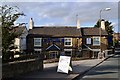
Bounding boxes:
[33,26,77,28]
[81,27,98,29]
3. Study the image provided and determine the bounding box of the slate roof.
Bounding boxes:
[29,26,82,37]
[28,26,108,37]
[14,26,26,36]
[81,27,108,36]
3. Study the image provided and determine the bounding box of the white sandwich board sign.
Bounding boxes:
[57,56,72,74]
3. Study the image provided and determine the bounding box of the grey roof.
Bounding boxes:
[81,27,108,36]
[14,26,26,35]
[29,26,82,37]
[28,26,108,37]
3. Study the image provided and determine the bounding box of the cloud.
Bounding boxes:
[2,0,120,2]
[3,2,118,27]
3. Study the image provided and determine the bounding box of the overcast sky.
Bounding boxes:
[2,0,120,32]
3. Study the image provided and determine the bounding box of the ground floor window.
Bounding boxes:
[86,38,91,44]
[49,51,58,59]
[34,49,42,58]
[64,49,72,56]
[34,49,42,54]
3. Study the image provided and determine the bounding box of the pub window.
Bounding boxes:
[93,37,100,46]
[64,38,72,46]
[34,38,42,47]
[86,38,91,44]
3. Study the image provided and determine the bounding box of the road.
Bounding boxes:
[76,54,120,80]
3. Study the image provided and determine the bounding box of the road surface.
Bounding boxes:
[77,54,120,80]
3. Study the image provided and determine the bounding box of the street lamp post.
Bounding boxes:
[99,8,111,59]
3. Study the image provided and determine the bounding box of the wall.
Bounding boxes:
[82,36,108,50]
[26,34,34,53]
[14,38,20,51]
[27,35,82,53]
[82,50,92,59]
[101,37,108,51]
[2,59,43,78]
[20,29,28,51]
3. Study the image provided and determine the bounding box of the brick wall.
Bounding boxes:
[2,59,43,78]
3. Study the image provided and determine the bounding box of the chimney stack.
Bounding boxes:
[101,19,105,30]
[29,18,34,30]
[77,18,80,29]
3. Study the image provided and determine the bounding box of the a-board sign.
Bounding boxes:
[57,56,72,74]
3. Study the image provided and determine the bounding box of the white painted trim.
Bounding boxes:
[34,49,42,54]
[64,49,72,51]
[64,38,72,47]
[34,49,42,51]
[34,38,42,47]
[46,44,60,50]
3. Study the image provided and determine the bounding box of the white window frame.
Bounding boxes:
[86,38,91,44]
[93,37,100,46]
[64,38,72,46]
[49,51,58,58]
[64,49,72,56]
[34,38,42,47]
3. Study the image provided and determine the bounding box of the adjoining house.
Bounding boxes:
[13,25,28,53]
[26,18,108,59]
[81,27,108,58]
[27,18,82,59]
[81,20,108,58]
[113,33,120,47]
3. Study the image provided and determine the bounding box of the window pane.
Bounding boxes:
[34,38,41,46]
[93,37,100,45]
[86,38,91,44]
[64,38,72,46]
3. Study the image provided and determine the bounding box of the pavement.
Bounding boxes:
[17,54,115,80]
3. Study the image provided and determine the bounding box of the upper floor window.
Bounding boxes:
[86,38,91,44]
[93,37,100,46]
[34,38,42,47]
[64,38,72,46]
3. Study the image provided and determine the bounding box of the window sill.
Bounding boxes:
[64,45,72,47]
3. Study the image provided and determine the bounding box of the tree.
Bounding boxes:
[94,19,114,46]
[94,19,113,35]
[0,5,25,62]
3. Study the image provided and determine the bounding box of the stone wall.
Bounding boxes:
[2,58,43,78]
